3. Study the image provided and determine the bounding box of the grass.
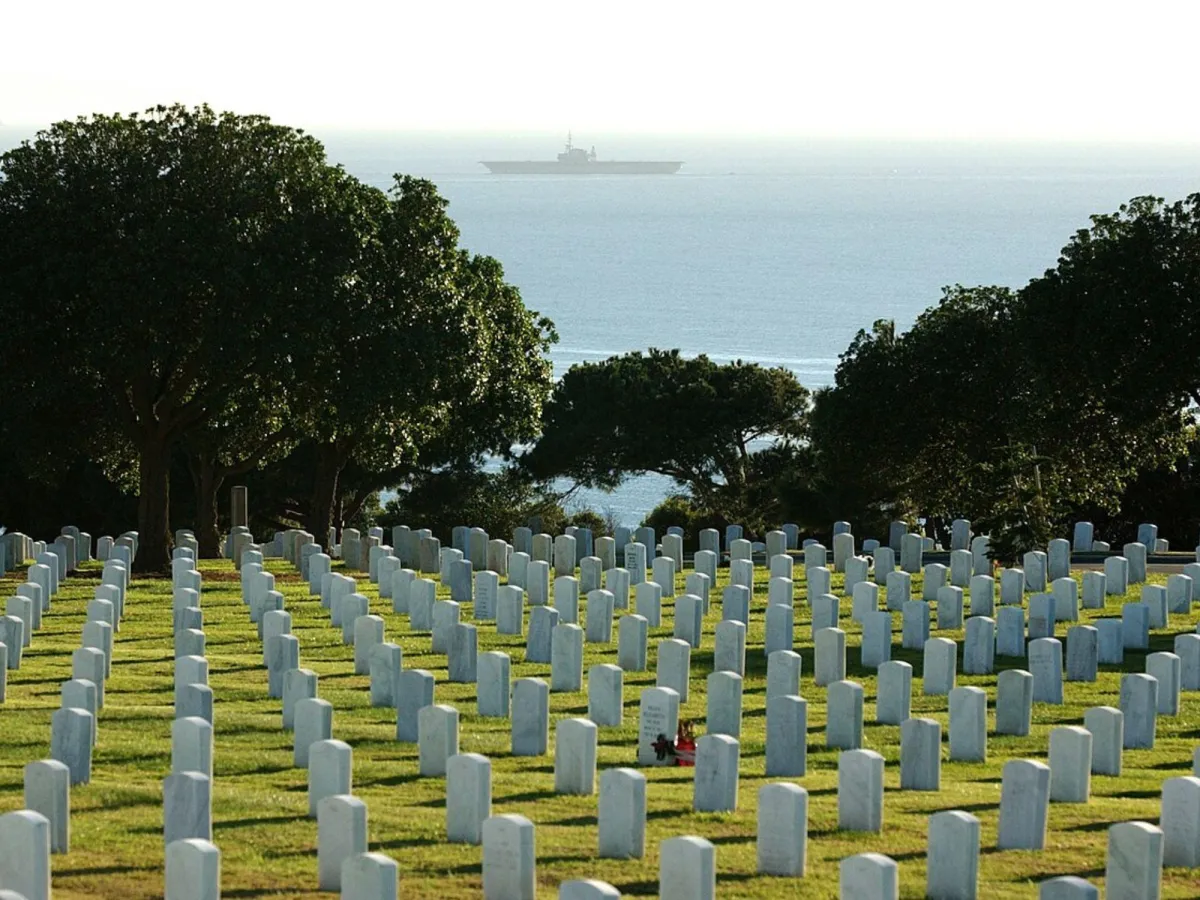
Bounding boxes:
[0,552,1198,899]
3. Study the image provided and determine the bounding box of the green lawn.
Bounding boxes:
[0,553,1197,898]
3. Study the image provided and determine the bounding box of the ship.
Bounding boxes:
[481,134,682,175]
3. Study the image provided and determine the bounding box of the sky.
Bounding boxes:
[4,1,1200,141]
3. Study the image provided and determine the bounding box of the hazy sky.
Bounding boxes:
[4,1,1199,141]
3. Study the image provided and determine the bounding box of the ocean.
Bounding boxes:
[5,127,1197,525]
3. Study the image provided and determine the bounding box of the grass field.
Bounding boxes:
[0,552,1198,899]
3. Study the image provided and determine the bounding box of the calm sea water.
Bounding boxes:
[5,127,1196,525]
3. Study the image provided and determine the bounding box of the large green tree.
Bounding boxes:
[0,105,413,569]
[805,195,1200,549]
[522,349,810,527]
[293,176,556,544]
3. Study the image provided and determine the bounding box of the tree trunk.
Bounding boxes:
[194,456,224,559]
[136,438,172,573]
[306,443,344,549]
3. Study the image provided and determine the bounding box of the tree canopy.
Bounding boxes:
[522,349,809,527]
[0,104,555,568]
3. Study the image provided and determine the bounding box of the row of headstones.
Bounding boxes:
[275,526,1200,896]
[254,534,936,898]
[171,538,399,900]
[0,529,138,900]
[246,558,1200,898]
[295,524,1200,761]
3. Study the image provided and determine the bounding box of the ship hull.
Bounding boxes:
[481,160,682,175]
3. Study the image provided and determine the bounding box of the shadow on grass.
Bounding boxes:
[215,813,309,830]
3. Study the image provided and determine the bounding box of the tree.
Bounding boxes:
[522,350,810,528]
[293,176,556,544]
[0,105,366,570]
[179,378,298,557]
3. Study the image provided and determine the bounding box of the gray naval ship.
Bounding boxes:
[482,134,682,175]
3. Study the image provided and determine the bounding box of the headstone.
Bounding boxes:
[586,663,623,727]
[164,837,220,900]
[525,606,559,663]
[765,694,807,777]
[812,592,839,632]
[1105,555,1129,594]
[1120,673,1158,749]
[763,603,792,656]
[1121,602,1149,650]
[706,671,743,738]
[316,795,368,892]
[997,759,1051,849]
[860,611,891,668]
[1143,585,1168,629]
[1123,542,1148,584]
[869,659,911,726]
[814,627,846,686]
[554,717,598,795]
[996,606,1025,657]
[766,649,802,701]
[675,594,704,649]
[885,569,911,610]
[1082,571,1107,609]
[308,739,353,817]
[482,814,536,900]
[1000,567,1024,606]
[995,669,1033,736]
[0,809,51,900]
[1029,637,1064,704]
[923,563,948,601]
[1028,592,1056,639]
[283,668,318,731]
[1146,651,1181,715]
[497,586,524,636]
[512,678,550,756]
[1167,573,1194,614]
[265,634,299,699]
[826,680,864,750]
[294,698,333,767]
[1083,705,1123,776]
[721,584,749,625]
[898,717,941,792]
[446,753,491,845]
[945,685,987,764]
[756,782,808,876]
[1105,821,1163,900]
[417,704,459,777]
[837,749,884,832]
[963,616,995,675]
[368,642,402,709]
[1047,538,1071,582]
[1048,725,1092,803]
[638,686,680,766]
[448,623,479,684]
[598,768,646,859]
[163,771,212,845]
[554,575,580,624]
[550,623,584,692]
[1178,633,1200,690]
[656,638,690,702]
[172,716,213,781]
[477,652,511,717]
[1160,776,1200,867]
[617,614,649,671]
[635,581,662,627]
[923,637,957,695]
[1097,618,1125,664]
[1058,625,1098,686]
[50,707,92,785]
[713,619,746,676]
[23,759,70,854]
[606,567,631,610]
